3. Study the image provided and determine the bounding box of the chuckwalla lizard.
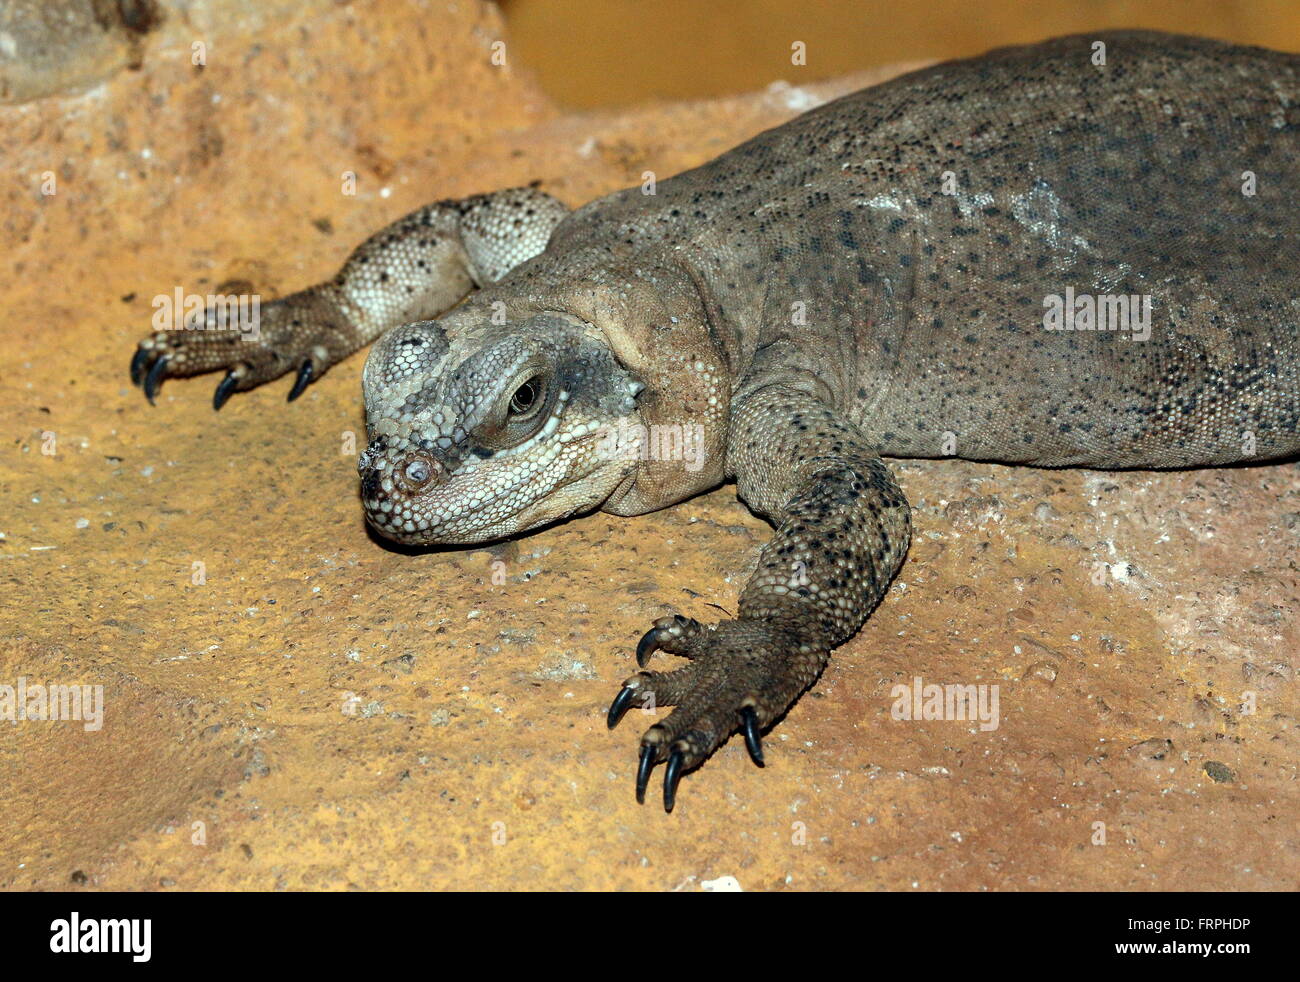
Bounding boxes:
[130,32,1300,810]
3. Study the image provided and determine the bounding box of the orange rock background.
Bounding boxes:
[1,0,1296,891]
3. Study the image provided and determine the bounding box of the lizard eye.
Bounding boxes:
[508,376,544,419]
[476,369,555,451]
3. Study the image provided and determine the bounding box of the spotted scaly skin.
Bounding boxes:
[130,33,1300,810]
[129,186,568,406]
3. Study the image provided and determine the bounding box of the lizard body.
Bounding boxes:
[131,32,1300,809]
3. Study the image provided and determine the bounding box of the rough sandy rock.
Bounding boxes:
[1,0,1294,891]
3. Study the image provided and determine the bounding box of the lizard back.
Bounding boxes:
[549,31,1300,468]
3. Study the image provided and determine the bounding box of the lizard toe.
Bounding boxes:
[634,614,707,667]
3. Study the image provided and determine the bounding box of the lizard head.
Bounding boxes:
[358,311,645,545]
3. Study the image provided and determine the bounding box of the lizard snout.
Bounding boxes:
[359,448,446,541]
[359,451,442,500]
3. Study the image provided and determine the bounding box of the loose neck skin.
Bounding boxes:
[496,253,736,516]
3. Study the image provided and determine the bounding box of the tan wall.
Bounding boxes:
[500,0,1300,107]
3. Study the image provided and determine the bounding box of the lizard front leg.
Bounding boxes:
[129,186,568,407]
[607,386,911,810]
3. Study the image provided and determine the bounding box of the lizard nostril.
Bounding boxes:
[360,468,382,500]
[401,454,436,489]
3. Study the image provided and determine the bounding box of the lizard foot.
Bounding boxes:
[606,615,822,812]
[128,292,350,408]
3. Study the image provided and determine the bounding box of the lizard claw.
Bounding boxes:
[212,370,240,410]
[740,704,765,766]
[663,746,686,813]
[129,347,151,386]
[287,359,315,402]
[634,628,663,668]
[611,616,817,810]
[143,354,170,405]
[635,743,656,804]
[606,684,637,729]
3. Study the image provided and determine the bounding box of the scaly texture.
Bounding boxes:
[130,32,1300,809]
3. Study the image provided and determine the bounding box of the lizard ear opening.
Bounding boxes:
[622,379,645,411]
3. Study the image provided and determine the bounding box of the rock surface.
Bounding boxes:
[1,0,1295,891]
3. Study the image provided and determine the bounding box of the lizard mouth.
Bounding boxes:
[360,427,609,545]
